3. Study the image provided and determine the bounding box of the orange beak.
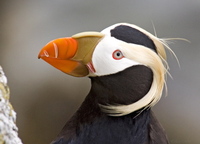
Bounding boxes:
[38,32,104,77]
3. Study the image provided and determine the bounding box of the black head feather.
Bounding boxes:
[110,25,157,52]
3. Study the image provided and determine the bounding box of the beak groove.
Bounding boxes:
[53,42,59,58]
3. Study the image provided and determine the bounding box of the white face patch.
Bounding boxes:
[91,36,140,76]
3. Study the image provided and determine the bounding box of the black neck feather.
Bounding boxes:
[90,65,153,105]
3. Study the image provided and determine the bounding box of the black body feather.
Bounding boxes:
[51,66,168,144]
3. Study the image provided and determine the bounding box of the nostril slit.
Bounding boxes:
[44,50,49,57]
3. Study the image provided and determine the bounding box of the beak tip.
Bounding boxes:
[38,51,43,59]
[38,48,49,59]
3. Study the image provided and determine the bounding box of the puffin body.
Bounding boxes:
[38,23,169,144]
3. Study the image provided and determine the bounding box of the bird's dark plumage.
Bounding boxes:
[51,66,168,144]
[53,111,168,144]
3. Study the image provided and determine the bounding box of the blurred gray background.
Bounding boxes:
[0,0,200,144]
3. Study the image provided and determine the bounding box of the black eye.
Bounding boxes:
[112,50,124,60]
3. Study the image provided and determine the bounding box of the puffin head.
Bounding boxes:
[38,23,169,116]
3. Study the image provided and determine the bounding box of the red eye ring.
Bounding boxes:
[112,50,124,60]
